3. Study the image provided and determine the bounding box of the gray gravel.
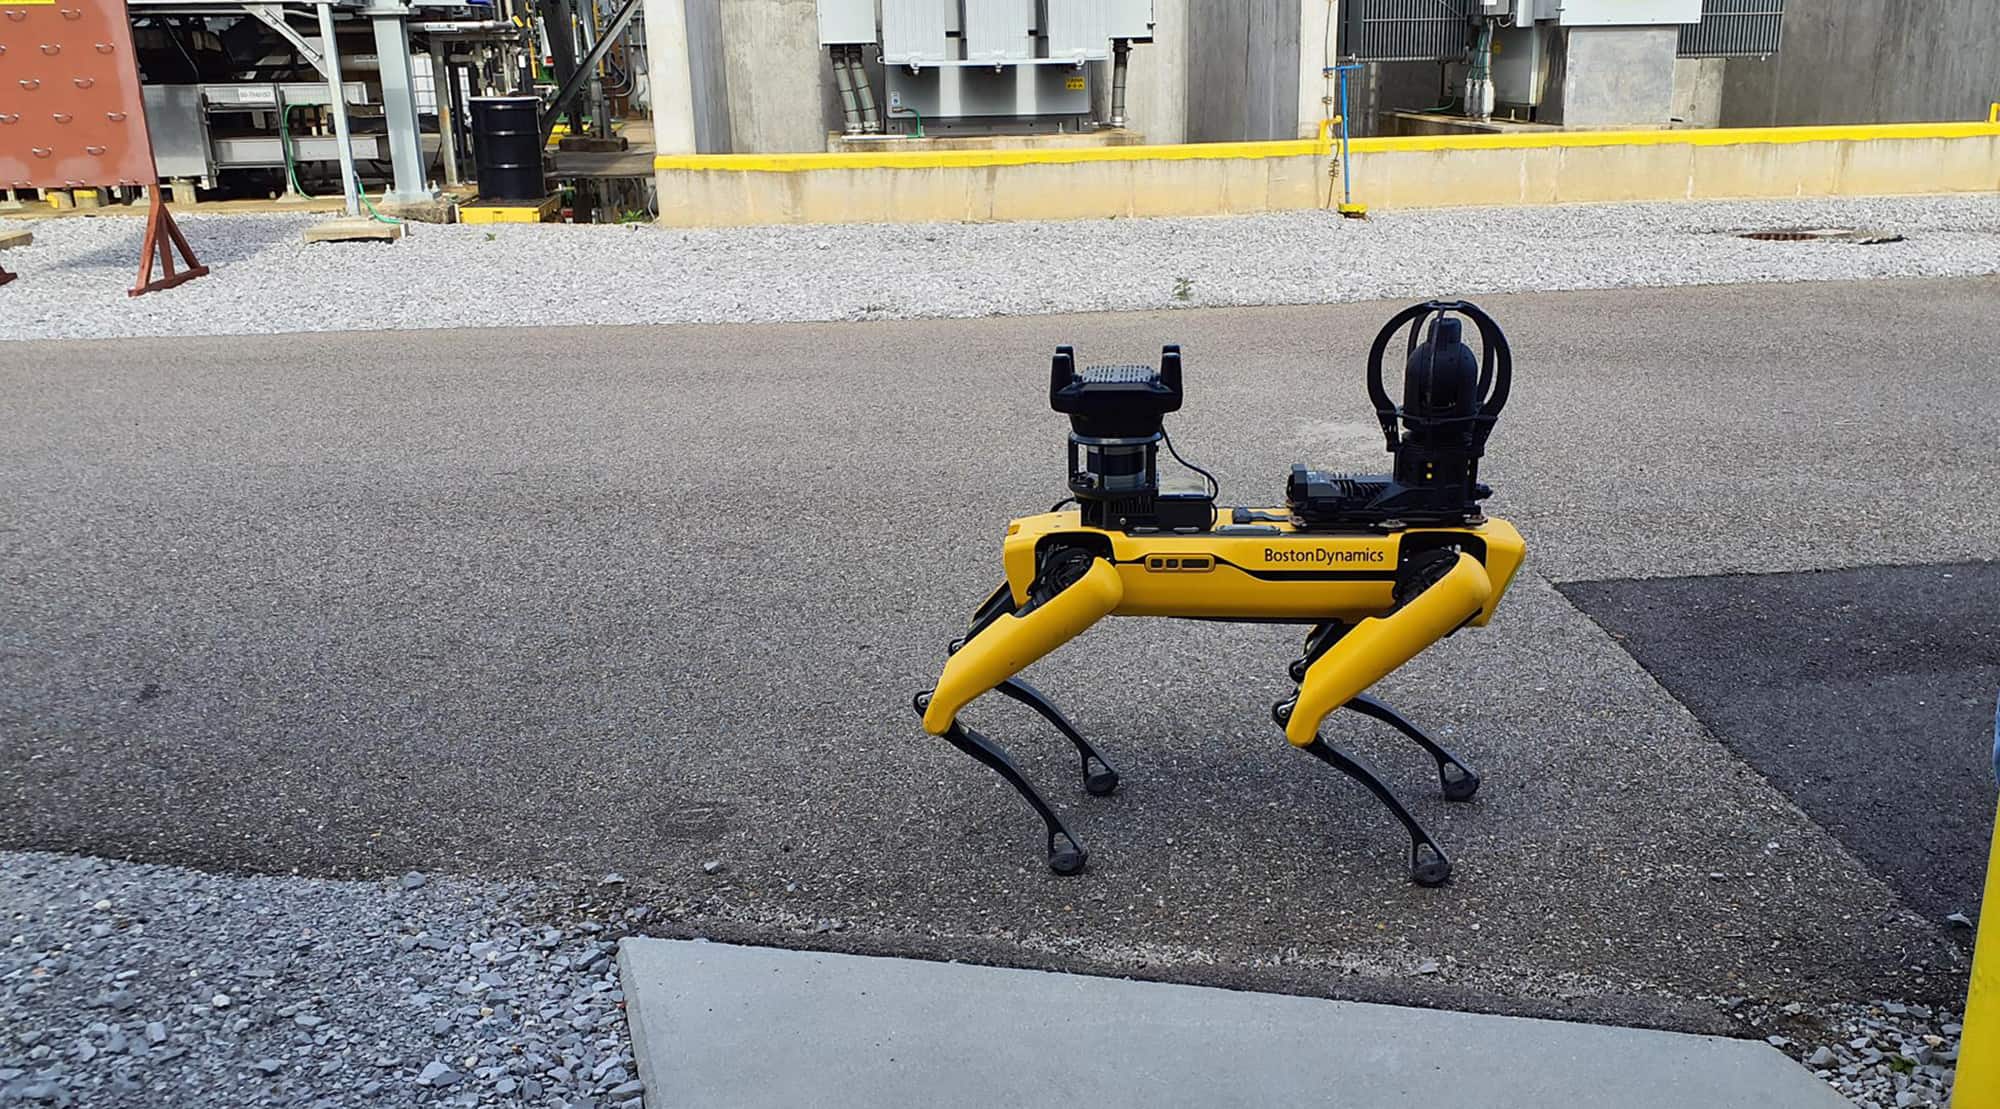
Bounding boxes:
[1723,995,1965,1108]
[0,852,1965,1109]
[2,193,1996,341]
[0,851,638,1108]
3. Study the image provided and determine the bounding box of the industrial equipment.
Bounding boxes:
[95,0,644,216]
[141,81,376,189]
[815,0,1154,135]
[125,0,532,204]
[913,302,1525,885]
[1342,0,1786,126]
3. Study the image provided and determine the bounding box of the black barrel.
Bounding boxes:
[469,96,548,202]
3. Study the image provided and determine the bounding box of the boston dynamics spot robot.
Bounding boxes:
[913,301,1525,886]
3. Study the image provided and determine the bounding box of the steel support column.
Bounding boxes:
[365,1,432,203]
[315,1,361,216]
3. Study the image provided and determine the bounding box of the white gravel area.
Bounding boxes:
[1,852,641,1108]
[1,193,1996,341]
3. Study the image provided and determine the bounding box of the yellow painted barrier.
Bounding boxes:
[1346,119,2000,154]
[656,119,2000,174]
[655,136,1329,173]
[650,117,2000,227]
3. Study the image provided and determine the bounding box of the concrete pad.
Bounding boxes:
[0,227,30,250]
[375,197,455,224]
[619,939,1846,1109]
[302,218,404,244]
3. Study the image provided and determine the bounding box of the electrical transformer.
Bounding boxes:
[815,1,1154,135]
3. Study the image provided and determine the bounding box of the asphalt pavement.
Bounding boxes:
[3,277,1995,1029]
[1562,563,2000,925]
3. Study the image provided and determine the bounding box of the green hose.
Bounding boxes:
[277,105,312,198]
[357,187,402,226]
[282,101,401,226]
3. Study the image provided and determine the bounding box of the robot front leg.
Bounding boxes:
[950,584,1121,797]
[1275,552,1494,886]
[915,551,1124,874]
[1291,625,1481,802]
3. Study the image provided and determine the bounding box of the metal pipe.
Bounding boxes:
[1462,19,1496,120]
[1109,40,1130,128]
[831,47,863,134]
[315,0,360,216]
[580,0,611,138]
[410,21,513,32]
[1337,61,1363,214]
[433,51,461,186]
[849,47,881,133]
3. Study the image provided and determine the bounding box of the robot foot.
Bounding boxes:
[1295,733,1454,887]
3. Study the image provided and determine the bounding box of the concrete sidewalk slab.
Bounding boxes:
[619,939,1845,1108]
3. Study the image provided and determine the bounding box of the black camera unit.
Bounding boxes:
[1049,344,1215,532]
[1286,300,1512,529]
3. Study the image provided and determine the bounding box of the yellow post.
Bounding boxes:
[1960,698,2000,1108]
[1961,800,1999,1107]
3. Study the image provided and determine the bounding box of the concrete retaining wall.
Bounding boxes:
[1345,126,2000,208]
[652,122,2000,227]
[1185,0,1301,142]
[656,144,1327,226]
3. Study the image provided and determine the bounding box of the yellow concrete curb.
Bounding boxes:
[655,138,1329,173]
[655,119,2000,174]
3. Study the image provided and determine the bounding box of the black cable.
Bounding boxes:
[1159,430,1220,528]
[1049,497,1076,512]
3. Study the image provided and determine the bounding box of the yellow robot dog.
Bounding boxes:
[913,301,1525,886]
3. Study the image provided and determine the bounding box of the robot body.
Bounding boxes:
[914,301,1525,886]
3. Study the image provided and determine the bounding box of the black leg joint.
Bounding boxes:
[1289,622,1350,683]
[951,584,1019,654]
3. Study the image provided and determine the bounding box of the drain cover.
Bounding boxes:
[1737,227,1905,244]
